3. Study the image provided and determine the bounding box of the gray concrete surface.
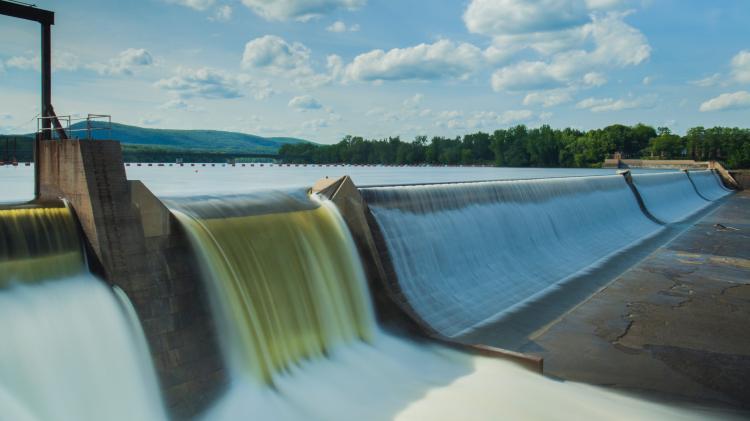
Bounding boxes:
[520,191,750,410]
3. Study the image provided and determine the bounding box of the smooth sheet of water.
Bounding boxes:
[1,164,670,203]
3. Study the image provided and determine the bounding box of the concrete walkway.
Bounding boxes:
[522,191,750,410]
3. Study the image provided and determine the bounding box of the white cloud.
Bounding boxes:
[576,94,656,112]
[210,5,232,21]
[523,90,573,107]
[583,71,607,86]
[6,55,38,71]
[731,50,750,83]
[642,75,654,85]
[88,48,153,76]
[242,35,314,75]
[155,67,246,99]
[327,21,347,32]
[699,91,750,112]
[464,0,590,36]
[166,0,215,11]
[241,0,365,22]
[288,95,323,110]
[345,40,483,82]
[690,73,722,88]
[326,21,359,32]
[490,12,649,92]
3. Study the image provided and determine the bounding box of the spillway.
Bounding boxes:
[689,170,733,201]
[361,175,663,338]
[631,172,711,223]
[168,188,706,420]
[0,205,167,421]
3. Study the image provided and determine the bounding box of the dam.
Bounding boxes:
[0,135,747,420]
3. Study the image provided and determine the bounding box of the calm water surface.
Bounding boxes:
[0,164,671,203]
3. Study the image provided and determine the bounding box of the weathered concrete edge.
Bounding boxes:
[312,176,544,374]
[36,139,226,419]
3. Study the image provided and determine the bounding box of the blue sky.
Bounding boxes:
[1,0,748,143]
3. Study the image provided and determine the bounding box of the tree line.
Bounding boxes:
[279,124,750,169]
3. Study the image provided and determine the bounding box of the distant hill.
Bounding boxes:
[1,122,312,163]
[68,122,311,153]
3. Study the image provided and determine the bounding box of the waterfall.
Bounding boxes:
[689,170,733,201]
[168,189,704,421]
[362,175,663,337]
[631,172,711,222]
[0,206,83,287]
[168,191,375,384]
[0,205,167,421]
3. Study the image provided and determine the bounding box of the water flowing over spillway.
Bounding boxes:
[631,172,712,223]
[0,207,83,287]
[169,191,375,383]
[0,205,167,421]
[169,189,707,420]
[689,170,733,201]
[362,175,664,338]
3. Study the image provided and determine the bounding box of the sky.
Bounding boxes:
[0,0,748,143]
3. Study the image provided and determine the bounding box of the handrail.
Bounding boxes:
[37,114,112,140]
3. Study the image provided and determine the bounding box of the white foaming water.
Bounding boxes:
[689,170,733,201]
[0,275,168,421]
[362,175,663,337]
[632,172,710,223]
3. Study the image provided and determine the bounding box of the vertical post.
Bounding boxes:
[41,23,51,140]
[36,23,52,198]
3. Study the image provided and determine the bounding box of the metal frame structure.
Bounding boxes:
[1,0,67,197]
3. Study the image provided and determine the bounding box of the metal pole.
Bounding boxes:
[41,23,51,140]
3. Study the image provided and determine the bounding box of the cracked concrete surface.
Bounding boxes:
[524,191,750,410]
[469,191,750,413]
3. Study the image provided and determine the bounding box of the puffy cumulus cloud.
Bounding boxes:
[490,12,650,92]
[89,48,153,76]
[288,95,323,110]
[155,67,246,99]
[345,40,483,82]
[166,0,215,11]
[464,0,590,36]
[523,89,573,107]
[731,50,750,83]
[242,35,312,72]
[699,91,750,112]
[576,94,656,112]
[241,0,365,22]
[326,21,359,32]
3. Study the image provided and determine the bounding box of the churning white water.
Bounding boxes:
[689,170,733,201]
[631,172,711,223]
[0,275,168,421]
[362,175,663,337]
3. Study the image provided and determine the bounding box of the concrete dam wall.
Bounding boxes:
[361,170,733,339]
[5,138,734,419]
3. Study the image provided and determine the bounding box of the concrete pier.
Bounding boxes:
[514,191,750,410]
[37,139,225,418]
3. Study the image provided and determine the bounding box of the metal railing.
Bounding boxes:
[37,114,112,140]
